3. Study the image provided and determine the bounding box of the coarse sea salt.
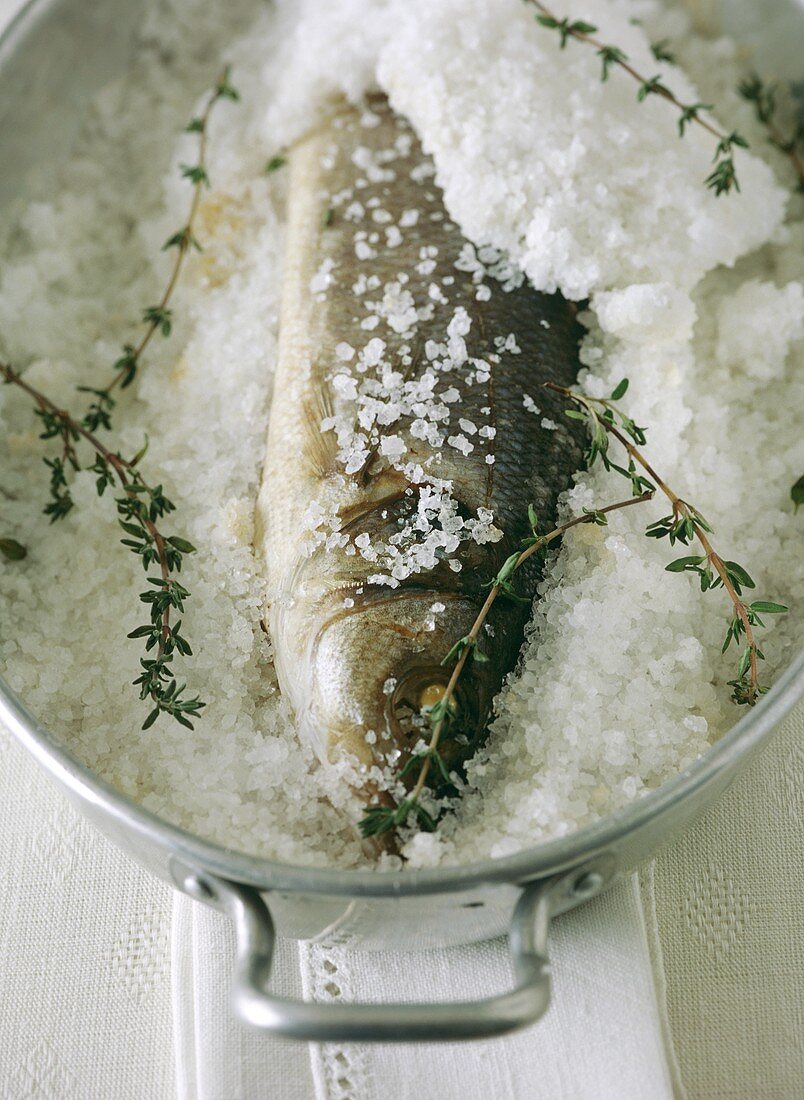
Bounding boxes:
[0,0,800,872]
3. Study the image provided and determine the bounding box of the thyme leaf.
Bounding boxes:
[791,475,804,512]
[0,537,26,561]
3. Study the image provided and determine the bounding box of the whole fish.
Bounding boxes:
[255,95,584,845]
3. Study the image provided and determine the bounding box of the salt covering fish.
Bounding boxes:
[256,95,584,831]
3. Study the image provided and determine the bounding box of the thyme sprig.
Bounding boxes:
[738,73,804,190]
[1,361,205,730]
[525,0,748,194]
[545,378,787,705]
[360,490,654,839]
[74,67,239,443]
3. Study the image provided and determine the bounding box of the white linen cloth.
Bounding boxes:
[171,877,673,1100]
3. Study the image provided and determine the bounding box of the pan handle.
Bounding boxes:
[172,861,607,1043]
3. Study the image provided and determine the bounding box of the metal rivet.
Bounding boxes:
[573,871,603,898]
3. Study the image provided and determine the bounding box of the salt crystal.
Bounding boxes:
[355,240,377,260]
[380,434,406,461]
[447,433,473,456]
[309,257,334,296]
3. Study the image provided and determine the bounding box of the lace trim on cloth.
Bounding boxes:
[295,876,675,1100]
[300,943,374,1100]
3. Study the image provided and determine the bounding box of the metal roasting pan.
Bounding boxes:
[1,0,803,1043]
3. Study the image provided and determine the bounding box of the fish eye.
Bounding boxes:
[386,665,477,747]
[419,681,448,710]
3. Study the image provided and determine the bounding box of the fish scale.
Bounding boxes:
[255,95,584,840]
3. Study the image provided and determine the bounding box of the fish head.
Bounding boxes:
[294,590,500,786]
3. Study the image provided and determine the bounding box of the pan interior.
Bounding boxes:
[0,0,802,889]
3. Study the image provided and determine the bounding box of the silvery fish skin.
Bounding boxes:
[255,96,584,822]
